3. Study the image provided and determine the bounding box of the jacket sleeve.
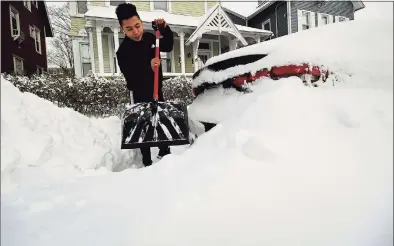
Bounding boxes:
[159,25,174,52]
[116,50,135,91]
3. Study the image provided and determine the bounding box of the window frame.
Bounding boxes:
[262,19,271,31]
[24,0,32,11]
[13,55,24,75]
[9,5,21,38]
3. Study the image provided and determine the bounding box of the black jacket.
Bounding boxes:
[116,25,174,103]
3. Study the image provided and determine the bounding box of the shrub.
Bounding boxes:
[2,72,193,118]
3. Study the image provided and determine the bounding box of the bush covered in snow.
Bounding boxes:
[2,73,193,118]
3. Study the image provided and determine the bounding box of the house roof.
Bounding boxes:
[41,1,53,37]
[221,6,247,20]
[246,0,366,19]
[185,3,248,46]
[84,5,271,35]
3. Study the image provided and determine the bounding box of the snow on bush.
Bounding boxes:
[2,73,193,118]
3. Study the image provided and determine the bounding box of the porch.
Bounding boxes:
[73,4,272,78]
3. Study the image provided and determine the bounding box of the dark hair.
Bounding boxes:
[115,3,140,26]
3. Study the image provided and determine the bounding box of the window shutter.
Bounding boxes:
[310,12,316,28]
[297,9,303,31]
[317,13,322,26]
[328,15,334,24]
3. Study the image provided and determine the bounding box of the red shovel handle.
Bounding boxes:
[153,29,160,101]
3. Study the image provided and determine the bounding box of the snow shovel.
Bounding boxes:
[120,24,190,149]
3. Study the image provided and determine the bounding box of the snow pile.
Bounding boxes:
[1,77,142,192]
[193,19,393,90]
[1,19,393,246]
[189,19,393,124]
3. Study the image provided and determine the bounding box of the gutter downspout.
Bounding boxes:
[275,1,285,37]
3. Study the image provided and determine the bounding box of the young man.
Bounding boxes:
[115,3,173,167]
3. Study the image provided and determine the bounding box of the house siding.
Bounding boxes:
[225,10,247,26]
[247,1,288,38]
[133,1,150,11]
[291,1,354,33]
[70,17,86,36]
[90,1,105,7]
[89,1,150,10]
[172,1,205,16]
[1,1,49,76]
[207,1,217,9]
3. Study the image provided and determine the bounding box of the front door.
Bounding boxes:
[198,50,211,65]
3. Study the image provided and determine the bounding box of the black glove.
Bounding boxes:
[152,21,165,31]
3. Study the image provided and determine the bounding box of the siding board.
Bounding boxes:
[291,1,354,33]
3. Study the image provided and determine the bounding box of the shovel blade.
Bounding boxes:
[121,101,190,149]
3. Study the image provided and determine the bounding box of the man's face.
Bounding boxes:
[121,16,143,41]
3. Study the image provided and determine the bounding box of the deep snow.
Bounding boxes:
[1,19,393,246]
[188,19,393,124]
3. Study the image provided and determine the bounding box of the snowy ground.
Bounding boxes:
[2,19,393,246]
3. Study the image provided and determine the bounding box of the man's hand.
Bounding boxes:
[151,57,161,71]
[153,18,167,29]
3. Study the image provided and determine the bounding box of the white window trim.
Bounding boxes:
[79,42,93,76]
[297,9,316,32]
[335,15,350,22]
[9,5,20,38]
[12,55,24,75]
[71,1,88,17]
[317,12,334,26]
[33,25,42,54]
[150,0,171,13]
[261,19,271,31]
[24,0,32,11]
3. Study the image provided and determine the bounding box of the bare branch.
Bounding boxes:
[47,3,74,76]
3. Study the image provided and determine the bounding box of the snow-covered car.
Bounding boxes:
[188,21,358,132]
[189,55,330,132]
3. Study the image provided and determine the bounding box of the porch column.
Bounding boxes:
[113,27,120,74]
[255,35,261,43]
[192,39,200,72]
[96,26,104,74]
[229,37,238,51]
[179,31,185,74]
[218,35,221,55]
[87,27,95,74]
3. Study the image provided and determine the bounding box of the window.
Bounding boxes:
[24,0,31,11]
[13,55,24,75]
[302,11,310,30]
[77,1,88,14]
[321,15,328,25]
[32,26,41,54]
[160,52,171,73]
[80,43,92,76]
[29,25,35,37]
[199,42,210,50]
[338,16,346,22]
[9,5,20,38]
[153,1,168,11]
[262,19,271,31]
[110,0,125,6]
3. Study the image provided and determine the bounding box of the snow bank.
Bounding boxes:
[2,75,393,245]
[1,19,392,246]
[193,19,393,90]
[1,77,142,192]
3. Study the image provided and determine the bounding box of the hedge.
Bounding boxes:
[2,73,193,118]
